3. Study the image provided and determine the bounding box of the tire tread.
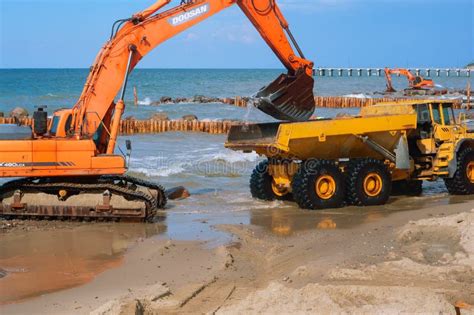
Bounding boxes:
[292,159,344,210]
[346,158,391,206]
[444,147,474,195]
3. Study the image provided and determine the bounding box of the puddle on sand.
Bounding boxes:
[248,193,473,236]
[0,223,165,305]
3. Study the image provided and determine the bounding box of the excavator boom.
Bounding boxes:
[74,0,315,142]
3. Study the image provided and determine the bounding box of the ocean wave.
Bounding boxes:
[138,97,152,106]
[131,165,186,177]
[170,196,291,214]
[130,156,166,163]
[342,93,371,99]
[248,200,292,209]
[127,147,258,179]
[38,93,64,100]
[438,95,464,100]
[202,151,259,164]
[200,118,224,122]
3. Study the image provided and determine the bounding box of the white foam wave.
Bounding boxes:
[201,150,259,164]
[138,97,152,106]
[342,93,371,99]
[131,165,185,177]
[200,118,222,122]
[438,95,464,100]
[130,156,166,163]
[182,201,292,214]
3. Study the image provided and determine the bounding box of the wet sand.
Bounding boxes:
[1,193,473,314]
[0,222,167,305]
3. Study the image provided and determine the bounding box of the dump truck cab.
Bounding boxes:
[403,101,473,179]
[226,99,474,210]
[367,100,472,178]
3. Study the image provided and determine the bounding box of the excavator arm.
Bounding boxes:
[72,0,315,154]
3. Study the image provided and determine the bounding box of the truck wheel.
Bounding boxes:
[346,159,392,206]
[250,160,292,201]
[292,159,345,210]
[391,180,423,196]
[444,147,474,195]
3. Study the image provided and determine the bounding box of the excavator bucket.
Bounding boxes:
[254,71,315,121]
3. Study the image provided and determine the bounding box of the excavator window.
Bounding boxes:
[65,114,72,131]
[93,124,104,147]
[50,116,60,136]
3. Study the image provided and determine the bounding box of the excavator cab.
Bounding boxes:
[412,76,434,89]
[48,109,73,137]
[255,70,315,121]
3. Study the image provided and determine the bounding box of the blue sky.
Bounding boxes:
[0,0,472,68]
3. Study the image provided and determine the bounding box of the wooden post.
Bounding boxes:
[133,86,138,107]
[467,81,471,111]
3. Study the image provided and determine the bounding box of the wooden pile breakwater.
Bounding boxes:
[0,117,240,135]
[314,96,464,109]
[314,96,405,108]
[230,96,464,109]
[118,119,237,135]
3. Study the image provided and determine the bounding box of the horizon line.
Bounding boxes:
[1,66,472,70]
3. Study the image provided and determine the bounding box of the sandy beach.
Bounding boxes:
[1,192,473,314]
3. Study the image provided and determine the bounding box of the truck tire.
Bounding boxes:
[391,180,423,196]
[250,160,292,201]
[292,159,345,210]
[444,147,474,195]
[346,159,392,206]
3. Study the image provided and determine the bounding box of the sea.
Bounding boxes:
[0,69,473,241]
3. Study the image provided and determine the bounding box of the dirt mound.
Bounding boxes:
[221,210,474,314]
[218,282,454,314]
[398,210,474,266]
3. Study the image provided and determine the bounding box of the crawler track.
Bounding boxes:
[0,175,167,222]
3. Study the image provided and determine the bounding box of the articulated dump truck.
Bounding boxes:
[225,100,474,210]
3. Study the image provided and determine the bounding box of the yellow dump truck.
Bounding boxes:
[225,100,474,210]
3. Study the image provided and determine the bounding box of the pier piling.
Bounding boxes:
[314,67,470,78]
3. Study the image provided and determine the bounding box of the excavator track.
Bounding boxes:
[0,175,167,222]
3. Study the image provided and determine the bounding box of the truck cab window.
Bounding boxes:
[415,104,432,138]
[416,104,431,124]
[431,104,442,124]
[442,104,455,125]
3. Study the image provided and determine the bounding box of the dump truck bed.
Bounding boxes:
[225,112,417,160]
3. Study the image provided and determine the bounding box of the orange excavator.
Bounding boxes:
[384,68,434,92]
[0,0,315,221]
